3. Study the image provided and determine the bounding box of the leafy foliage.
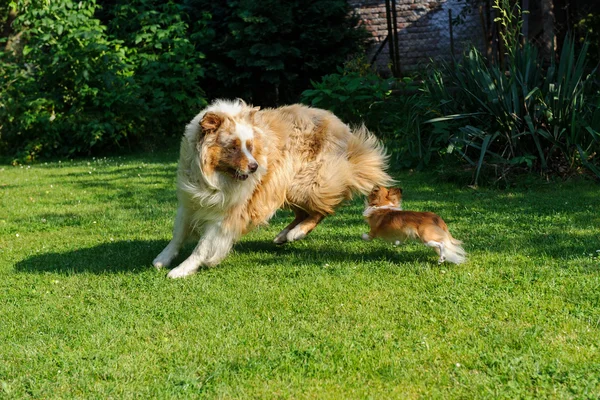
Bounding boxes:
[0,0,143,162]
[575,11,600,67]
[102,0,207,131]
[187,0,369,106]
[1,0,367,162]
[301,69,393,124]
[424,1,600,184]
[0,0,207,163]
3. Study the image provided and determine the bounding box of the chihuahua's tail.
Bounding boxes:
[443,234,466,264]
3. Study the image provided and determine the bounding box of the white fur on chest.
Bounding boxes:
[362,205,402,217]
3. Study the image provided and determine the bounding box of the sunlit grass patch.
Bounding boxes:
[1,152,599,398]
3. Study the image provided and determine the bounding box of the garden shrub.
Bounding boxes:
[1,0,367,162]
[187,0,370,106]
[424,0,600,183]
[102,0,207,134]
[0,0,145,162]
[0,0,207,163]
[301,67,393,125]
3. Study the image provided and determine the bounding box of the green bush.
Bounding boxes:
[0,0,144,162]
[301,68,393,124]
[103,0,207,132]
[424,1,600,183]
[188,0,370,105]
[426,38,600,183]
[0,0,207,163]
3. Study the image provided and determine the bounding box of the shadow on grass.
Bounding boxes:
[14,240,167,275]
[14,234,440,275]
[233,239,438,267]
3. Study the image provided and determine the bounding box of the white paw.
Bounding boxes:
[438,257,446,264]
[361,233,371,241]
[167,267,194,279]
[286,226,306,242]
[273,230,289,244]
[153,253,174,269]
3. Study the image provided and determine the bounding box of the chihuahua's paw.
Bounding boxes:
[361,233,372,241]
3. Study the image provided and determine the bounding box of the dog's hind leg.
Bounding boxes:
[286,213,325,242]
[153,205,190,269]
[273,208,308,244]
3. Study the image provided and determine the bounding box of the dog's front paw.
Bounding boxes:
[153,257,169,269]
[153,252,175,269]
[361,233,372,241]
[167,266,195,279]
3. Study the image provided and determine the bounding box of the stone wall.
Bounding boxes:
[348,0,485,74]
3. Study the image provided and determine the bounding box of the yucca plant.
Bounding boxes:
[539,37,600,174]
[425,0,599,184]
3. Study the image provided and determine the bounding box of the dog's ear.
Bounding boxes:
[200,112,223,133]
[370,185,381,195]
[247,106,260,123]
[387,187,403,205]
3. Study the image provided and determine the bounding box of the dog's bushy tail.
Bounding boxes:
[345,125,393,194]
[442,235,467,264]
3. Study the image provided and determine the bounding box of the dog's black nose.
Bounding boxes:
[248,161,258,173]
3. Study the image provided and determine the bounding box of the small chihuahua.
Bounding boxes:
[362,186,466,264]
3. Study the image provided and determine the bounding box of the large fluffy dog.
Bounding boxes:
[153,99,392,278]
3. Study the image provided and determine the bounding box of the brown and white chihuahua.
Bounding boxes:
[362,186,466,264]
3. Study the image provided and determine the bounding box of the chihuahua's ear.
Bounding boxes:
[200,112,223,134]
[387,187,403,204]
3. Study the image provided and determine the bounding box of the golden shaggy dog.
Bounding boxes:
[153,99,392,278]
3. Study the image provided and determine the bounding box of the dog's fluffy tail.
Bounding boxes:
[345,125,393,194]
[442,235,467,264]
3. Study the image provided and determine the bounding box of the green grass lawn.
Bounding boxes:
[1,151,599,399]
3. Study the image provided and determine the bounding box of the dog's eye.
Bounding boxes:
[247,143,253,152]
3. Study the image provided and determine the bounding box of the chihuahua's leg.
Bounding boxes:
[425,240,446,263]
[361,233,373,241]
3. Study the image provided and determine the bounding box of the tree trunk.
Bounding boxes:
[540,0,555,60]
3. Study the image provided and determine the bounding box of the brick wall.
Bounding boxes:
[349,0,485,74]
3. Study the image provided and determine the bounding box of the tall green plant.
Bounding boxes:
[425,0,600,183]
[0,0,209,162]
[301,69,393,124]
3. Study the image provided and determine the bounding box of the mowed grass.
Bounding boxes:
[1,150,599,399]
